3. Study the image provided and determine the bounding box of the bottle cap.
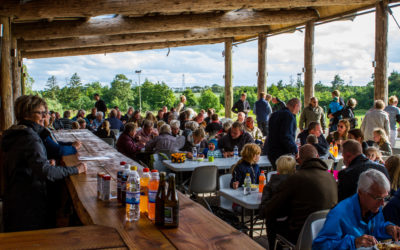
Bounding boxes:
[261,170,264,174]
[130,166,137,171]
[143,168,150,172]
[246,173,250,176]
[103,174,111,180]
[151,169,158,172]
[120,161,127,165]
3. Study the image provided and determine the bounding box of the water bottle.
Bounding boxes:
[192,147,197,160]
[244,173,251,195]
[296,138,301,148]
[126,166,140,222]
[233,145,239,159]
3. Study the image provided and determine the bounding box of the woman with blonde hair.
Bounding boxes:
[327,119,350,149]
[230,143,261,189]
[373,127,392,156]
[95,120,116,140]
[261,155,296,247]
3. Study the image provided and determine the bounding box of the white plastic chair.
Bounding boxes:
[218,174,233,212]
[311,218,326,240]
[267,171,277,182]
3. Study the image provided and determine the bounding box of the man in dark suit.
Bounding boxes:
[94,93,107,116]
[263,98,301,170]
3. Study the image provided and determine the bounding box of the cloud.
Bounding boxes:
[26,8,400,90]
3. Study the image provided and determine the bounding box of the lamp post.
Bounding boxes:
[135,70,142,111]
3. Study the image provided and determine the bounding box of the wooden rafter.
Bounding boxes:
[13,9,318,40]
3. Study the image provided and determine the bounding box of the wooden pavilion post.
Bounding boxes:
[12,37,21,102]
[224,38,233,118]
[374,0,388,104]
[304,21,315,107]
[257,33,267,97]
[0,16,14,130]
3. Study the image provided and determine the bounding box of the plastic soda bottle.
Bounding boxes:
[121,164,130,206]
[259,171,266,193]
[126,166,140,222]
[333,143,339,158]
[140,168,151,214]
[329,143,334,155]
[233,145,239,159]
[148,170,160,221]
[244,173,251,195]
[117,161,126,203]
[192,147,197,160]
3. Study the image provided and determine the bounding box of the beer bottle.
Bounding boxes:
[164,173,179,227]
[155,172,167,226]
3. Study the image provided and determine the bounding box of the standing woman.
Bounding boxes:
[176,95,187,113]
[1,95,87,232]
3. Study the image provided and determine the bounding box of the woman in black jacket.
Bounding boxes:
[1,95,86,232]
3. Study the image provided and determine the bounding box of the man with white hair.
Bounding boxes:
[170,120,181,137]
[313,169,400,249]
[92,111,104,130]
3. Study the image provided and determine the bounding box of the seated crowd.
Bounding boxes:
[6,91,400,248]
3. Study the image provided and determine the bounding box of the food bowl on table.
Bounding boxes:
[171,153,186,163]
[251,184,258,192]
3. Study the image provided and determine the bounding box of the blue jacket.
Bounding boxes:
[254,98,272,122]
[43,136,77,160]
[312,193,393,250]
[107,117,124,131]
[264,107,298,157]
[230,161,260,188]
[383,189,400,226]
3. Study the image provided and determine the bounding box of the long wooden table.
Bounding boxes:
[55,129,263,250]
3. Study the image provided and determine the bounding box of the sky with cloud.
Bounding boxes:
[25,7,400,90]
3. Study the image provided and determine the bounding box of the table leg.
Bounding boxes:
[250,209,254,238]
[241,207,244,229]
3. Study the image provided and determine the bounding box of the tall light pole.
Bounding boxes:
[135,70,142,111]
[297,72,302,109]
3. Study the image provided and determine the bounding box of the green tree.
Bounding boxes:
[44,75,60,99]
[199,89,222,112]
[211,84,224,93]
[331,74,345,90]
[23,65,35,94]
[106,74,134,111]
[140,80,175,110]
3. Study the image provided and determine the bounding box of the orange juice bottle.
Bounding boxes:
[140,168,150,214]
[147,170,159,220]
[259,171,266,193]
[329,143,334,155]
[333,143,339,158]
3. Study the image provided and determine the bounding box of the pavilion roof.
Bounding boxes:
[1,0,396,59]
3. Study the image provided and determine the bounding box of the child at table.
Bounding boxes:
[373,128,392,156]
[202,138,222,158]
[366,146,385,164]
[230,143,261,189]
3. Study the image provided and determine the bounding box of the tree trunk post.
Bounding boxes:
[304,21,315,107]
[257,33,267,98]
[12,37,21,102]
[1,16,14,130]
[374,0,388,104]
[224,38,233,118]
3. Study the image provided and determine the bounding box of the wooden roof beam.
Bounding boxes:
[22,38,227,59]
[14,9,318,40]
[1,0,378,20]
[20,26,270,52]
